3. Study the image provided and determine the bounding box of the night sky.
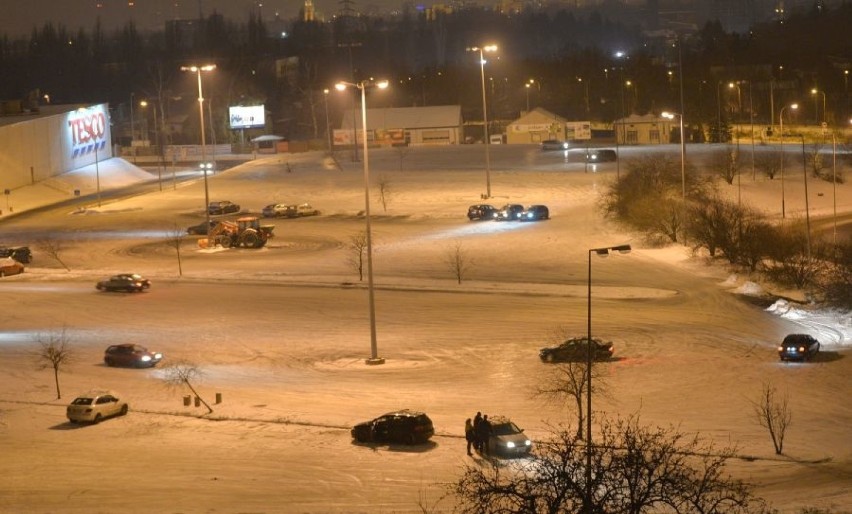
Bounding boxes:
[0,0,324,38]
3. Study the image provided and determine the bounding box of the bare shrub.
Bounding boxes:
[754,151,781,180]
[751,382,792,455]
[33,327,74,399]
[376,174,393,212]
[710,146,740,185]
[166,222,185,277]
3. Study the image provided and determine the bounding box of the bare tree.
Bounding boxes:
[33,327,74,399]
[452,416,766,514]
[709,147,740,185]
[751,382,792,455]
[533,326,608,439]
[346,231,368,281]
[160,360,214,414]
[166,222,185,277]
[37,237,70,271]
[444,240,472,284]
[376,174,393,212]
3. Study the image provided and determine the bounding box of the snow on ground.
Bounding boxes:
[0,144,851,513]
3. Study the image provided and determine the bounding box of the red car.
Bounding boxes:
[0,257,24,277]
[104,344,163,368]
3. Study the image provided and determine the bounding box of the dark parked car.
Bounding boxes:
[0,246,32,263]
[778,334,820,361]
[187,220,218,235]
[485,416,533,458]
[539,337,614,363]
[494,204,524,221]
[104,344,163,368]
[520,205,549,221]
[541,139,569,151]
[467,204,497,221]
[96,275,147,293]
[351,410,435,445]
[208,200,240,215]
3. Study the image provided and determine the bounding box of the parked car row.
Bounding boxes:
[351,409,532,458]
[468,204,549,222]
[262,202,320,218]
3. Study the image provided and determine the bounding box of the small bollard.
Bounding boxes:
[194,396,201,407]
[215,393,222,404]
[183,395,191,406]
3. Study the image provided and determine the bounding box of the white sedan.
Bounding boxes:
[66,391,129,424]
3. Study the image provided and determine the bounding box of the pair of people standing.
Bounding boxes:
[465,411,492,456]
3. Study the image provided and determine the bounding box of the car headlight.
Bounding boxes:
[141,355,152,361]
[506,441,515,448]
[777,346,783,352]
[154,353,162,359]
[798,346,805,352]
[525,439,531,446]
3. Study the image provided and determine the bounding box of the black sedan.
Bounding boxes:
[494,204,524,221]
[187,220,217,235]
[96,275,147,293]
[467,204,497,221]
[351,410,434,445]
[520,205,549,221]
[778,334,820,361]
[539,337,614,363]
[104,344,163,368]
[208,201,240,215]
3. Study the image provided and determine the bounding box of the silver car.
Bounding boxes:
[66,391,129,424]
[485,416,532,457]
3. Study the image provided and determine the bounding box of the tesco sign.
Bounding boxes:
[67,105,110,159]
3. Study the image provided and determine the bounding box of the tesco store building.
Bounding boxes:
[0,103,112,190]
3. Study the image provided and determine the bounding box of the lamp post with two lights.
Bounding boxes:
[467,44,498,199]
[335,78,389,365]
[180,64,217,236]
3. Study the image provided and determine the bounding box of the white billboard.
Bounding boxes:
[229,105,265,129]
[64,104,112,170]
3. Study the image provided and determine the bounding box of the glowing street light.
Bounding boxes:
[335,78,389,365]
[467,44,498,199]
[585,243,631,512]
[661,111,686,200]
[779,103,798,219]
[180,64,217,237]
[810,88,826,125]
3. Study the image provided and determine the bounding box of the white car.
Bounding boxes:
[66,391,129,424]
[485,416,532,458]
[294,203,320,217]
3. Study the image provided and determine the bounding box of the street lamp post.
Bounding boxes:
[662,111,686,200]
[585,244,631,512]
[181,64,217,237]
[335,78,389,365]
[129,92,136,163]
[323,88,332,152]
[467,45,498,199]
[524,83,531,112]
[800,135,811,258]
[810,88,826,125]
[779,103,798,219]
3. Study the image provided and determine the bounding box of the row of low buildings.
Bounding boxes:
[334,105,684,149]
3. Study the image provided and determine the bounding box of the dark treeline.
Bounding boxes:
[0,3,849,142]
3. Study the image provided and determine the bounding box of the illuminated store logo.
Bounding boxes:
[68,108,108,158]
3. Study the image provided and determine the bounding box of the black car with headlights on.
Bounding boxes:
[96,275,147,293]
[494,204,524,221]
[351,410,434,445]
[778,334,820,361]
[540,337,614,363]
[467,204,497,221]
[520,205,549,221]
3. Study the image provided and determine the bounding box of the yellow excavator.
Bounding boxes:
[198,217,275,249]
